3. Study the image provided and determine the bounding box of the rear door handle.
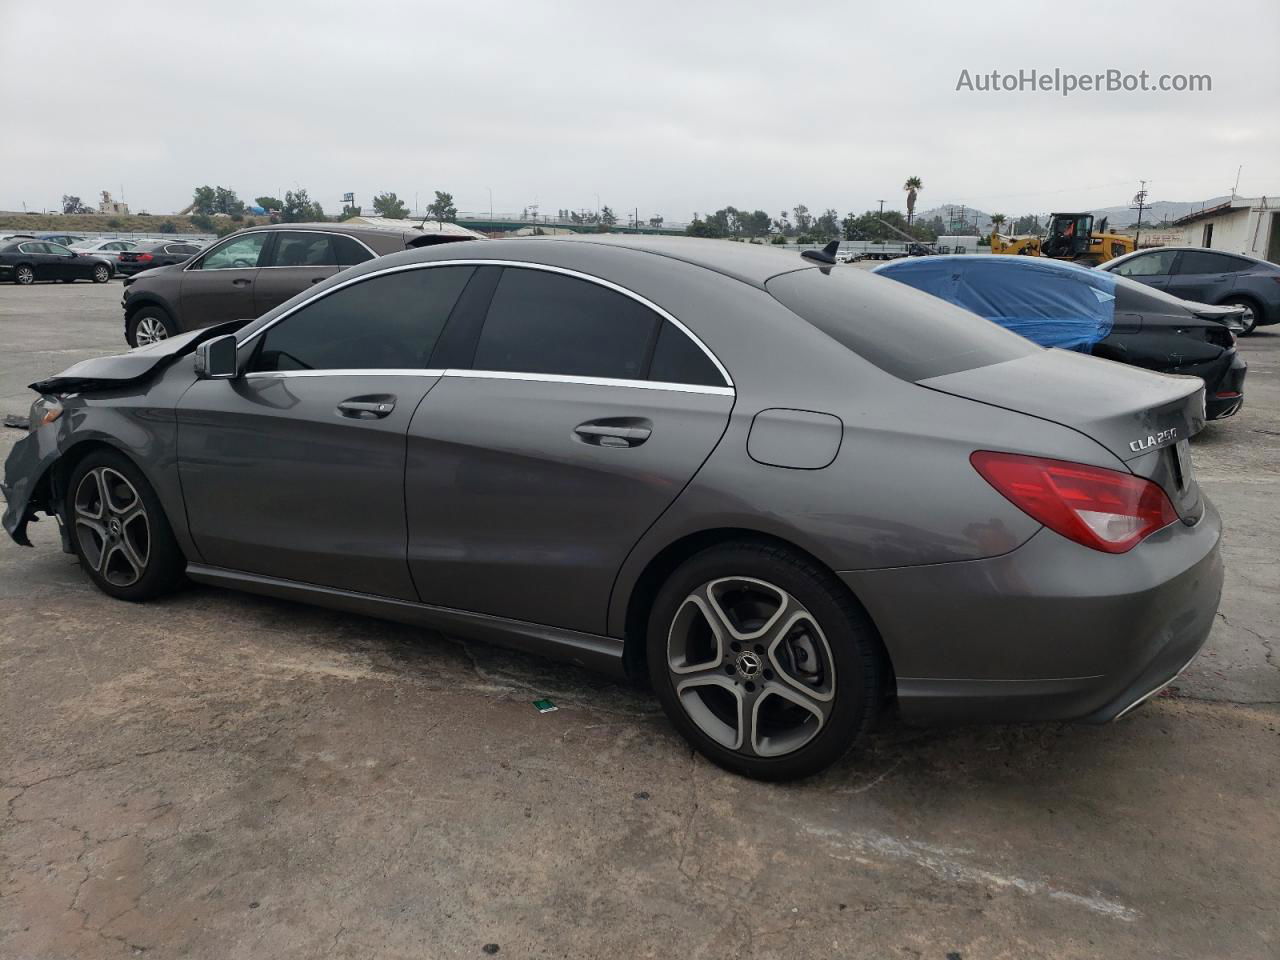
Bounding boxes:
[574,418,652,448]
[337,395,396,419]
[232,277,252,287]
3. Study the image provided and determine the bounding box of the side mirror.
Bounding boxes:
[194,334,239,379]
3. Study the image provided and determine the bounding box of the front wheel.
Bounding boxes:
[647,542,884,781]
[126,307,175,347]
[92,264,111,283]
[65,449,186,601]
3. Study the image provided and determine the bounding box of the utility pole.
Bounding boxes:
[1131,180,1149,248]
[878,200,885,216]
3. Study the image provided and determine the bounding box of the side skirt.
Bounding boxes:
[185,563,627,677]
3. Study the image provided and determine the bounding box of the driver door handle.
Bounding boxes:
[337,396,396,420]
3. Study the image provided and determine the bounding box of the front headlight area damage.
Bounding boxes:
[2,400,74,549]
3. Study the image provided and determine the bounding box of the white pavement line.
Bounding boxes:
[796,820,1140,922]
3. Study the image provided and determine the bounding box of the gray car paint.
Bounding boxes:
[3,236,1223,724]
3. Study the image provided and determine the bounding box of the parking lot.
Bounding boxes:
[1,280,1277,959]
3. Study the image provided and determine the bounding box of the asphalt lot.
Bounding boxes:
[1,278,1277,959]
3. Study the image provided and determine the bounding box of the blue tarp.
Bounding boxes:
[873,255,1117,352]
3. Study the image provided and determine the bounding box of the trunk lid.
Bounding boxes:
[919,349,1206,518]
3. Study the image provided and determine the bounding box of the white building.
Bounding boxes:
[1171,196,1279,264]
[97,190,129,216]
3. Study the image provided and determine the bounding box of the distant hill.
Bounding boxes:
[914,196,1235,231]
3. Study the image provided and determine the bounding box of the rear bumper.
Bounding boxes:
[841,496,1223,725]
[1205,352,1247,420]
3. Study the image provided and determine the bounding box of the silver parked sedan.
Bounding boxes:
[2,236,1223,780]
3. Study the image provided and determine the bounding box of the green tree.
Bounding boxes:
[990,213,1007,233]
[213,186,244,216]
[61,194,89,215]
[903,176,923,225]
[426,191,457,222]
[340,205,362,220]
[255,196,283,213]
[191,185,218,215]
[814,208,840,238]
[648,215,664,228]
[792,204,813,234]
[600,205,617,227]
[158,220,178,233]
[191,213,214,231]
[372,192,409,219]
[281,188,325,223]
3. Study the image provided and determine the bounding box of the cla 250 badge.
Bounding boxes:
[1129,428,1178,453]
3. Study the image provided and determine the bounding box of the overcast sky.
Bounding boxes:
[2,0,1277,220]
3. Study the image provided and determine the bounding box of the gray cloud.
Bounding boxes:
[2,0,1277,219]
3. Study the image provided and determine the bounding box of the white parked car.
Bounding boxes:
[69,238,138,274]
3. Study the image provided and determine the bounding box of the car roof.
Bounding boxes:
[542,234,816,287]
[1103,246,1273,265]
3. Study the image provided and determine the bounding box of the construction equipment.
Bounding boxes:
[991,213,1134,266]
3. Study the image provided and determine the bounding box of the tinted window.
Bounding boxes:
[1110,250,1176,277]
[1177,251,1247,274]
[248,266,474,372]
[196,233,268,270]
[19,243,49,254]
[473,268,658,380]
[650,321,726,386]
[267,232,336,268]
[333,234,376,266]
[768,268,1038,382]
[46,243,73,256]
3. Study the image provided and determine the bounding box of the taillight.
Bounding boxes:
[971,451,1179,554]
[137,253,153,262]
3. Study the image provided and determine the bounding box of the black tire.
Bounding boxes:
[646,540,885,781]
[91,264,111,283]
[65,448,186,602]
[126,307,176,347]
[1221,296,1260,335]
[14,264,35,285]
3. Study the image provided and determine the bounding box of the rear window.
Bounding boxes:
[766,267,1038,381]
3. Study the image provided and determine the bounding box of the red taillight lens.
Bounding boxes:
[971,451,1179,554]
[138,253,153,262]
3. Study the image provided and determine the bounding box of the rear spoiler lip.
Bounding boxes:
[29,319,246,396]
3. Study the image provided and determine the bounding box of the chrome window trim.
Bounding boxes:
[242,367,734,396]
[183,229,377,273]
[237,258,734,389]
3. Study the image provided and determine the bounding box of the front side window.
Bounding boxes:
[473,268,659,380]
[267,232,337,268]
[1111,250,1176,277]
[46,242,73,256]
[194,233,268,271]
[248,266,475,372]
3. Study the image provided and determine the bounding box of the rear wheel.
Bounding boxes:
[647,541,884,781]
[1222,296,1259,335]
[92,264,110,283]
[65,449,185,601]
[127,307,175,347]
[15,264,34,284]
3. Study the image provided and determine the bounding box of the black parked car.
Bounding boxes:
[0,239,112,285]
[1098,247,1280,335]
[875,255,1247,420]
[115,240,204,277]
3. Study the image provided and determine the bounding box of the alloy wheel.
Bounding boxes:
[16,265,34,284]
[666,576,836,758]
[93,265,110,283]
[73,466,151,587]
[134,315,169,345]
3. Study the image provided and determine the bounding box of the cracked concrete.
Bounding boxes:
[2,283,1278,959]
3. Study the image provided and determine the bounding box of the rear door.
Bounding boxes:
[179,232,268,328]
[405,264,734,634]
[20,242,60,280]
[44,242,80,279]
[1165,250,1247,303]
[253,230,344,315]
[177,263,477,598]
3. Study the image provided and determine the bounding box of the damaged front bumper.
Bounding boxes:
[2,422,65,547]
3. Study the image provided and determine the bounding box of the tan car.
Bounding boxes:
[120,221,479,346]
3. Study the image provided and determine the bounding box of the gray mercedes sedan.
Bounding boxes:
[2,236,1223,780]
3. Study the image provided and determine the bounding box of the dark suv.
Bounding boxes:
[121,222,478,346]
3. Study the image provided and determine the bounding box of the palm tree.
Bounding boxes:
[990,213,1007,235]
[903,176,922,226]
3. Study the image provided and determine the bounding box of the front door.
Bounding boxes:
[405,264,734,635]
[177,262,478,599]
[1109,249,1177,291]
[179,232,268,329]
[253,230,344,315]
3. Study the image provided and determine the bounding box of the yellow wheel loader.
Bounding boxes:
[991,213,1134,266]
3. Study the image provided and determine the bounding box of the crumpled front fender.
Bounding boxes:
[1,425,65,547]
